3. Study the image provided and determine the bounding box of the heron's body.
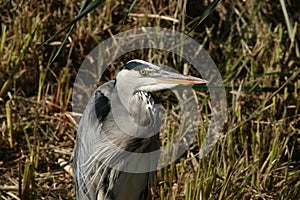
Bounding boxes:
[74,80,158,200]
[73,60,206,200]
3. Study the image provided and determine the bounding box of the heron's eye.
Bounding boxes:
[139,69,147,75]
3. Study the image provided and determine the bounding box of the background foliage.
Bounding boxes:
[0,0,299,199]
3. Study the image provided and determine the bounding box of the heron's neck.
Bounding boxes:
[115,80,136,111]
[115,81,154,127]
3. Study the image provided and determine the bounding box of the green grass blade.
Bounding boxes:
[279,0,299,57]
[123,0,139,24]
[186,0,222,34]
[46,0,106,65]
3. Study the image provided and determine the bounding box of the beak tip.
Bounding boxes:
[192,77,208,85]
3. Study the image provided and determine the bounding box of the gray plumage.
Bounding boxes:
[73,60,207,200]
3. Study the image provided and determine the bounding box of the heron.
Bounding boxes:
[73,59,207,200]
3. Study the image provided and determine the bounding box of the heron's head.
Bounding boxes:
[116,59,207,92]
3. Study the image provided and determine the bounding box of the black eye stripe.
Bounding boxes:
[123,61,159,75]
[123,61,143,70]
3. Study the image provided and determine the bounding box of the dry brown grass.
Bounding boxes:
[0,0,299,199]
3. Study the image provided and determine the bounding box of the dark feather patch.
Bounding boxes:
[123,61,146,70]
[94,90,111,121]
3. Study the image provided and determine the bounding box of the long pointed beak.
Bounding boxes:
[156,70,207,85]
